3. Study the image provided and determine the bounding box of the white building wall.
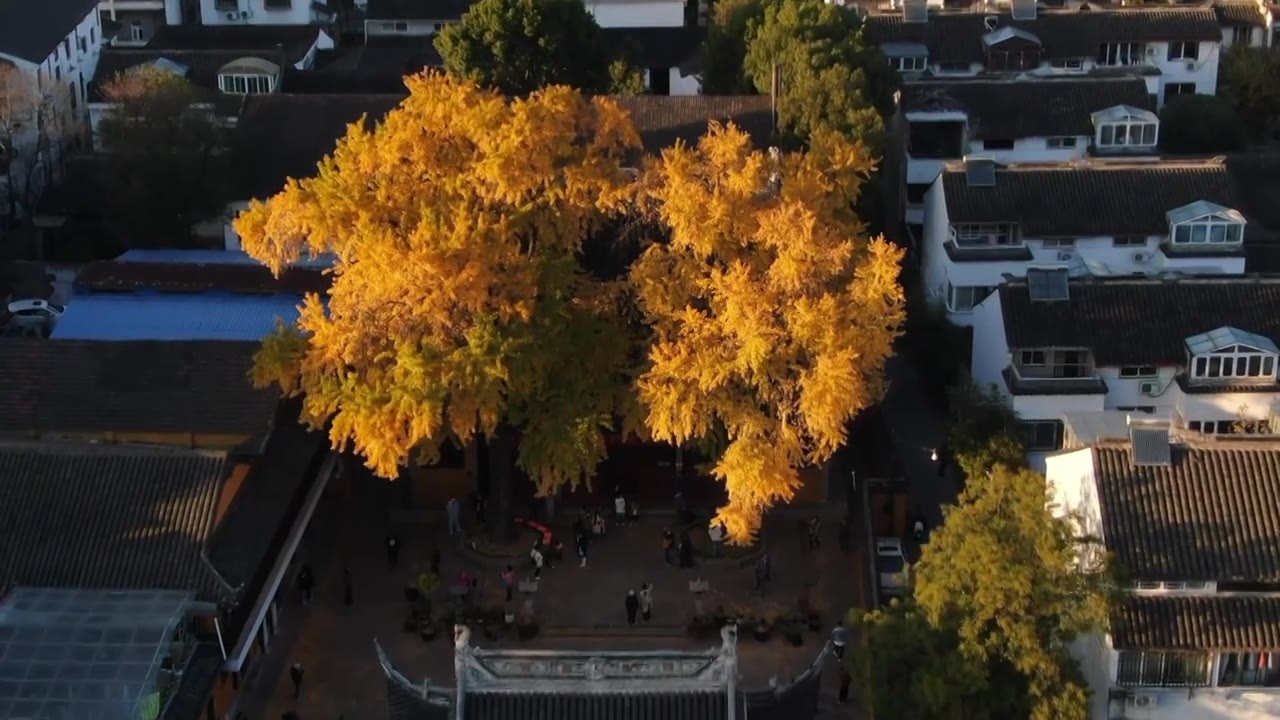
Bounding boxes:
[969,135,1090,162]
[165,0,183,24]
[200,0,318,25]
[1097,366,1180,410]
[968,289,1009,394]
[365,19,449,38]
[1014,394,1105,422]
[1177,390,1280,425]
[668,68,700,95]
[584,0,685,27]
[225,201,251,251]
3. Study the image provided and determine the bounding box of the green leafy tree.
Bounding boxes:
[608,58,648,96]
[701,0,764,94]
[97,67,228,247]
[1158,94,1247,154]
[945,380,1026,479]
[435,0,611,94]
[740,0,896,144]
[1219,45,1280,142]
[913,464,1114,720]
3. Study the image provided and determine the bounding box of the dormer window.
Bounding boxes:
[1167,200,1245,245]
[882,43,928,73]
[1185,327,1278,383]
[1091,105,1158,150]
[982,27,1042,71]
[217,57,280,95]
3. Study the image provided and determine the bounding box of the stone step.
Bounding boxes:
[541,624,688,639]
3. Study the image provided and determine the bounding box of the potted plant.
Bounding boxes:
[420,618,437,642]
[753,617,772,642]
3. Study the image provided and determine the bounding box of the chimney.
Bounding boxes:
[1011,0,1036,20]
[903,0,927,23]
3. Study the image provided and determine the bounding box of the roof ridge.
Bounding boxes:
[0,439,230,458]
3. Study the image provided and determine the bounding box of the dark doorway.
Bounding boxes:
[648,67,671,95]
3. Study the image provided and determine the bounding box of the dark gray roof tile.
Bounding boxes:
[366,0,476,20]
[1214,2,1267,27]
[0,0,97,64]
[465,691,730,720]
[1093,445,1280,582]
[1113,595,1280,650]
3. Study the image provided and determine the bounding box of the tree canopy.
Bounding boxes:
[1158,94,1247,154]
[98,67,228,247]
[234,74,641,498]
[910,462,1113,720]
[1219,45,1280,143]
[702,0,895,145]
[0,62,66,222]
[631,126,904,539]
[435,0,617,95]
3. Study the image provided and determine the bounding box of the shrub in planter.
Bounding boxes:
[784,624,804,647]
[753,621,772,642]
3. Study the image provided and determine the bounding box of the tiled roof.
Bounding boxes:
[0,442,229,599]
[283,40,442,94]
[900,77,1151,140]
[941,160,1238,237]
[603,26,707,72]
[0,0,97,64]
[205,404,327,588]
[366,0,477,20]
[1228,153,1280,234]
[1112,595,1280,651]
[235,93,405,199]
[615,95,775,152]
[89,48,286,102]
[145,24,322,64]
[1093,444,1280,582]
[998,277,1280,364]
[0,339,279,436]
[50,293,304,342]
[77,260,329,294]
[1215,2,1267,27]
[865,9,1221,65]
[464,692,731,720]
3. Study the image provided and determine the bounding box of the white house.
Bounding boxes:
[894,76,1154,226]
[1214,1,1271,48]
[585,0,686,28]
[1046,427,1280,720]
[923,157,1248,322]
[969,276,1280,469]
[0,0,103,216]
[196,0,334,27]
[865,2,1224,107]
[363,0,471,39]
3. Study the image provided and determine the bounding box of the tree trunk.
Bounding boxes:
[487,425,517,544]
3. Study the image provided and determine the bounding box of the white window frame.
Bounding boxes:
[1167,41,1199,61]
[1046,136,1077,148]
[1041,237,1075,248]
[219,73,276,95]
[129,21,144,42]
[1096,121,1158,148]
[946,282,992,313]
[1119,366,1158,378]
[1050,57,1085,71]
[1113,235,1147,247]
[1097,42,1142,66]
[1018,420,1064,451]
[1019,350,1046,367]
[1171,214,1244,245]
[382,21,409,32]
[950,222,1019,248]
[1190,344,1277,381]
[1116,651,1212,687]
[1231,26,1252,46]
[892,56,928,72]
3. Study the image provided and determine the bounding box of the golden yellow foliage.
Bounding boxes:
[631,124,905,541]
[234,73,640,492]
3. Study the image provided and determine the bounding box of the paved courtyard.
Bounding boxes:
[240,470,866,719]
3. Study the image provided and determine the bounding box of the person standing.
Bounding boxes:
[662,528,675,565]
[638,583,653,622]
[837,515,850,553]
[624,590,639,625]
[473,492,487,526]
[576,528,589,568]
[678,530,693,568]
[614,491,627,524]
[446,497,463,535]
[838,668,851,704]
[342,567,354,607]
[386,533,400,568]
[501,565,515,602]
[296,565,314,606]
[290,662,305,699]
[807,516,822,550]
[530,545,544,580]
[708,522,725,557]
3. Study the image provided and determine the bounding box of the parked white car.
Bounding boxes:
[8,298,64,331]
[876,537,908,595]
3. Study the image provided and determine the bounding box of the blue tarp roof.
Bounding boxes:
[115,249,333,269]
[51,293,302,341]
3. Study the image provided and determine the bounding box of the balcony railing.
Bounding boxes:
[1003,366,1107,396]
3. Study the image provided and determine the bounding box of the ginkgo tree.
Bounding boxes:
[233,73,642,538]
[631,125,905,541]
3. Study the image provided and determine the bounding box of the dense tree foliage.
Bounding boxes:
[701,0,764,95]
[0,63,65,223]
[234,74,642,536]
[945,380,1026,479]
[98,68,228,247]
[435,0,613,94]
[1219,45,1280,142]
[631,126,904,539]
[1158,94,1247,154]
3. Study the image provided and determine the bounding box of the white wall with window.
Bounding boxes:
[199,0,324,26]
[1091,105,1159,152]
[583,0,685,27]
[1167,201,1246,247]
[364,18,452,38]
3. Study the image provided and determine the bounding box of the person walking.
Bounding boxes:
[807,515,822,550]
[708,522,725,557]
[530,545,544,580]
[342,567,354,607]
[638,583,653,622]
[501,565,515,602]
[832,621,848,660]
[296,565,314,606]
[290,662,305,699]
[446,497,463,535]
[624,590,639,626]
[678,530,693,568]
[473,492,487,526]
[386,533,400,568]
[662,528,675,566]
[576,529,589,568]
[838,668,851,704]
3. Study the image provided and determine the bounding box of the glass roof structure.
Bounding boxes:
[0,587,194,720]
[1185,326,1280,355]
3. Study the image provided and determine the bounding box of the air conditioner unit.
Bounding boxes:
[1139,381,1159,396]
[1185,61,1196,71]
[225,11,237,20]
[1057,251,1075,261]
[1146,46,1158,56]
[1127,693,1158,709]
[1132,251,1150,263]
[241,9,253,18]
